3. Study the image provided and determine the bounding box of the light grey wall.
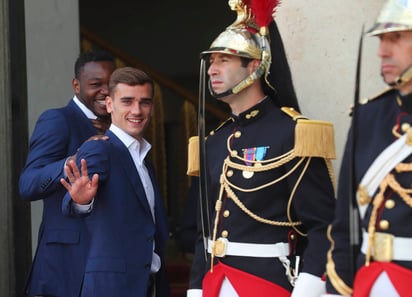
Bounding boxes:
[24,0,79,255]
[277,0,387,176]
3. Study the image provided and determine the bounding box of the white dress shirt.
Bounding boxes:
[109,124,160,273]
[73,95,98,120]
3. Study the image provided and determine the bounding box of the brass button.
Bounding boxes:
[221,230,229,238]
[226,170,234,177]
[385,199,395,209]
[379,220,390,230]
[223,210,230,218]
[360,98,369,105]
[234,131,242,138]
[210,130,215,136]
[402,123,411,133]
[231,150,238,157]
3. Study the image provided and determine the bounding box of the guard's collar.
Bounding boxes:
[231,96,270,125]
[397,91,412,113]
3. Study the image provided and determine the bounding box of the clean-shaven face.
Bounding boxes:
[106,83,153,140]
[378,31,412,88]
[207,53,250,97]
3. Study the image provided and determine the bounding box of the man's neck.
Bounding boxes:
[399,82,412,96]
[226,87,266,116]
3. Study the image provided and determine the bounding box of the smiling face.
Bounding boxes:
[73,61,115,118]
[106,82,154,141]
[378,30,412,93]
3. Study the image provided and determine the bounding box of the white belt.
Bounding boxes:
[207,238,289,258]
[361,231,412,262]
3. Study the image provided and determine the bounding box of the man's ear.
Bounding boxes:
[249,59,261,73]
[106,96,113,113]
[72,78,80,94]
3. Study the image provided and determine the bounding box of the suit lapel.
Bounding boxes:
[67,100,96,137]
[106,130,152,216]
[146,160,168,241]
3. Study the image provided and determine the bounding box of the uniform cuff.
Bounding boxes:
[187,289,202,297]
[291,272,326,297]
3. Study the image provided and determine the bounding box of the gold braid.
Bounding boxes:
[386,172,412,207]
[223,156,306,192]
[216,132,306,229]
[223,181,302,227]
[364,167,412,266]
[365,177,387,266]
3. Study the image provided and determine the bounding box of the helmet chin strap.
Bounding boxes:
[208,79,234,99]
[390,64,412,89]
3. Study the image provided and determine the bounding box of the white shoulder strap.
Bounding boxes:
[357,131,412,219]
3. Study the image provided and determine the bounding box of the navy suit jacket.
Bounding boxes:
[19,99,96,297]
[63,129,170,297]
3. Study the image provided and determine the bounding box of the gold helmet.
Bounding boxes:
[200,0,280,98]
[368,0,412,36]
[201,28,262,60]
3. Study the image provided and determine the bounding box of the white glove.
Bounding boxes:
[187,289,202,297]
[291,273,326,297]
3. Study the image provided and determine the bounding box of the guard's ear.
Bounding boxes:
[249,59,261,73]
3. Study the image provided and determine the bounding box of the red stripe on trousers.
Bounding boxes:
[202,262,291,297]
[354,262,411,297]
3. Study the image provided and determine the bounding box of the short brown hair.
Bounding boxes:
[109,67,154,97]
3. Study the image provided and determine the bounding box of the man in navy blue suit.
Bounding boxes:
[61,67,170,297]
[19,50,116,297]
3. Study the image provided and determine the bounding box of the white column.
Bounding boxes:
[276,0,387,174]
[24,0,80,255]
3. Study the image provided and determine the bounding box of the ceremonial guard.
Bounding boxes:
[186,1,336,296]
[326,1,412,296]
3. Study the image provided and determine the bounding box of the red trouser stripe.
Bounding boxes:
[354,262,411,297]
[202,262,291,297]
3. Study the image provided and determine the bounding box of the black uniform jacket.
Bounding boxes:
[326,89,412,294]
[189,97,336,292]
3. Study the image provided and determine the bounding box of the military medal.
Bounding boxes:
[242,146,268,179]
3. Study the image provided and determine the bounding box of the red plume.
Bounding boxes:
[242,0,252,6]
[249,0,280,28]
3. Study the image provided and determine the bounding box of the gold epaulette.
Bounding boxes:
[281,107,336,159]
[348,87,394,116]
[186,118,233,176]
[210,117,234,135]
[280,106,308,121]
[187,136,199,176]
[359,87,393,105]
